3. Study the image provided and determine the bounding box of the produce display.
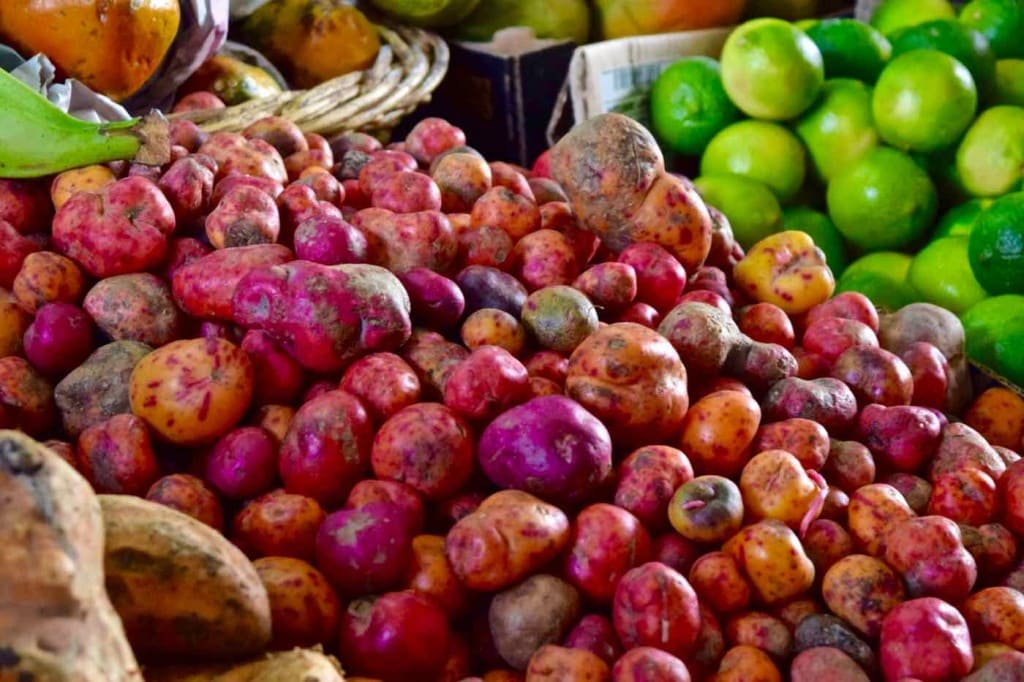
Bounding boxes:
[649,0,1024,386]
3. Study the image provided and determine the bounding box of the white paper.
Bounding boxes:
[10,55,132,123]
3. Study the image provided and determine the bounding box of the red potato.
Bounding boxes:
[371,170,442,213]
[358,150,419,197]
[928,468,998,525]
[329,130,382,158]
[802,317,878,361]
[790,647,870,682]
[158,155,215,228]
[445,490,571,592]
[960,523,1017,583]
[830,346,914,407]
[525,645,611,682]
[0,355,56,435]
[458,224,515,270]
[52,175,175,278]
[293,213,368,265]
[752,418,830,470]
[83,273,184,347]
[478,395,612,505]
[243,116,308,158]
[231,490,325,562]
[565,615,623,667]
[738,303,796,349]
[253,556,340,651]
[405,117,466,165]
[512,229,580,291]
[23,302,95,377]
[532,149,552,178]
[172,243,292,321]
[233,261,412,374]
[490,161,534,199]
[760,377,859,436]
[651,534,702,576]
[0,219,40,289]
[433,152,492,213]
[0,178,53,234]
[931,422,1007,481]
[572,262,637,314]
[205,426,278,501]
[610,647,691,681]
[885,516,977,601]
[399,267,466,330]
[77,413,160,496]
[293,168,344,205]
[276,183,341,243]
[472,186,541,241]
[689,605,727,679]
[353,208,458,275]
[612,562,701,659]
[145,473,223,530]
[340,352,422,424]
[205,185,281,248]
[339,590,452,681]
[160,237,211,281]
[618,242,687,313]
[688,552,752,615]
[857,404,943,473]
[279,389,373,507]
[564,504,652,604]
[172,91,225,111]
[457,265,529,317]
[677,288,732,317]
[240,329,305,407]
[524,350,569,385]
[901,341,950,410]
[805,291,879,332]
[616,302,661,328]
[541,201,601,267]
[402,328,471,398]
[792,614,877,675]
[802,518,854,577]
[212,174,284,205]
[347,479,424,536]
[198,131,288,183]
[884,472,933,514]
[879,597,974,681]
[722,341,799,396]
[626,172,714,274]
[316,501,414,596]
[371,402,475,500]
[13,251,86,313]
[614,445,694,533]
[443,345,531,422]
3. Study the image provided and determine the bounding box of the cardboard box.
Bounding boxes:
[396,28,576,168]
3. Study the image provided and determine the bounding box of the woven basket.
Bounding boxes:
[169,24,449,138]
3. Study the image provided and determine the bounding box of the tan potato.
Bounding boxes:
[142,648,344,682]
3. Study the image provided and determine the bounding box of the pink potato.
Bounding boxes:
[172,91,225,112]
[831,345,914,408]
[857,404,943,473]
[929,468,998,525]
[885,516,978,601]
[205,184,281,248]
[205,426,279,500]
[565,504,653,604]
[612,562,701,660]
[761,376,859,436]
[737,302,796,350]
[614,445,694,533]
[0,178,52,234]
[616,302,661,328]
[83,273,183,347]
[231,490,325,562]
[339,590,452,680]
[565,615,623,667]
[293,213,368,265]
[76,413,160,496]
[328,130,382,158]
[357,149,418,196]
[160,237,211,281]
[489,161,535,199]
[169,119,208,151]
[901,341,950,410]
[316,501,415,597]
[347,479,425,536]
[573,262,638,314]
[23,302,95,377]
[457,224,515,270]
[431,152,492,213]
[790,647,870,682]
[292,168,343,205]
[405,117,467,165]
[197,131,288,183]
[930,421,1007,481]
[371,170,442,212]
[158,155,215,228]
[802,317,878,361]
[676,289,732,317]
[240,330,305,407]
[879,597,974,681]
[276,183,340,243]
[145,473,224,530]
[443,345,531,422]
[478,395,613,505]
[370,402,475,500]
[243,116,308,159]
[399,267,466,330]
[752,418,830,470]
[612,647,691,681]
[211,174,283,204]
[618,242,687,313]
[805,291,880,332]
[353,208,458,275]
[172,243,293,321]
[232,261,412,374]
[884,472,933,514]
[52,175,175,278]
[0,219,41,289]
[340,352,422,424]
[278,389,374,507]
[511,228,580,291]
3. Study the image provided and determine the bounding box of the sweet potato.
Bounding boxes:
[99,494,271,662]
[491,575,582,671]
[0,431,142,681]
[142,648,344,682]
[232,261,412,374]
[83,273,184,347]
[53,340,151,438]
[172,243,293,321]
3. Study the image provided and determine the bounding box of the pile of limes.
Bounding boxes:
[650,0,1024,385]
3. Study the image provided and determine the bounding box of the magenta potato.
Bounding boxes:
[23,302,95,377]
[240,330,305,407]
[399,267,466,330]
[618,242,686,312]
[885,516,978,602]
[293,213,368,265]
[879,597,973,681]
[316,502,414,597]
[371,170,442,213]
[205,426,279,501]
[346,479,425,536]
[564,614,622,667]
[802,317,878,362]
[857,404,943,473]
[612,647,692,681]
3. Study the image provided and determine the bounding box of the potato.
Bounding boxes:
[612,562,701,659]
[198,132,288,183]
[371,170,442,213]
[23,302,97,378]
[146,473,224,531]
[490,575,582,670]
[172,243,293,321]
[54,340,151,438]
[294,213,368,266]
[231,490,325,562]
[564,615,622,667]
[253,557,340,650]
[512,229,580,291]
[142,648,344,682]
[84,273,184,347]
[347,479,425,535]
[564,504,652,604]
[13,250,86,313]
[0,431,142,681]
[205,426,279,501]
[525,645,611,682]
[658,302,742,378]
[611,647,691,681]
[0,356,56,436]
[316,502,414,597]
[472,186,541,241]
[433,151,492,212]
[100,494,271,661]
[241,329,305,407]
[353,208,458,275]
[400,267,466,331]
[77,413,161,496]
[402,328,471,398]
[205,185,281,248]
[158,155,215,228]
[457,265,529,317]
[404,534,469,617]
[340,352,422,424]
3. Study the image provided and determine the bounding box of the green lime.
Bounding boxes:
[782,205,850,276]
[962,294,1024,368]
[872,49,978,152]
[888,19,997,98]
[650,57,742,157]
[968,191,1024,294]
[826,146,938,252]
[959,0,1024,59]
[993,321,1024,387]
[700,120,807,203]
[794,78,880,183]
[956,105,1024,197]
[694,174,783,249]
[837,251,921,311]
[911,146,972,210]
[994,59,1024,106]
[932,198,993,239]
[804,18,893,83]
[870,0,957,35]
[907,236,990,314]
[720,18,825,121]
[368,0,481,27]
